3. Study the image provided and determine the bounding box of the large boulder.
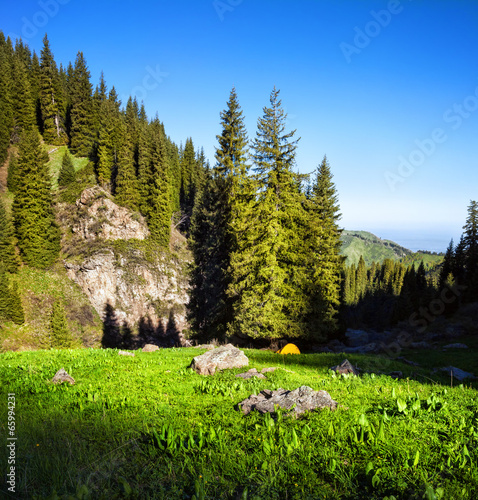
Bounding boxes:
[190,344,249,375]
[437,366,475,381]
[237,386,337,416]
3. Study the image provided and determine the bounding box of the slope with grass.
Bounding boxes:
[0,347,476,499]
[341,230,443,268]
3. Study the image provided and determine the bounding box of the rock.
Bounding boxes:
[396,356,420,366]
[326,339,347,352]
[410,341,433,349]
[194,344,216,350]
[190,344,249,375]
[51,368,75,385]
[237,386,338,416]
[119,350,135,356]
[388,371,403,379]
[345,329,369,347]
[437,366,475,381]
[342,342,378,354]
[74,186,150,241]
[142,344,159,352]
[236,368,266,379]
[330,359,359,376]
[443,343,468,350]
[261,367,279,373]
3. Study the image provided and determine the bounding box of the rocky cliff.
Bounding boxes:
[59,187,190,345]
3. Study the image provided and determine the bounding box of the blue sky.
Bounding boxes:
[2,0,477,252]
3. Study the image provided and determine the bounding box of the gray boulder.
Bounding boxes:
[442,343,468,350]
[438,366,475,381]
[330,359,359,375]
[51,368,75,385]
[237,386,337,416]
[190,343,248,375]
[345,329,369,347]
[236,368,266,380]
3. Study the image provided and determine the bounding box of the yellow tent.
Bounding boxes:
[277,343,300,354]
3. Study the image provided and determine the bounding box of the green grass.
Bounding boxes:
[0,348,476,499]
[44,145,89,190]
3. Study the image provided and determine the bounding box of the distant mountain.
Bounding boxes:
[340,230,443,268]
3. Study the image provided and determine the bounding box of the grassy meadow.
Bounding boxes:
[0,347,477,499]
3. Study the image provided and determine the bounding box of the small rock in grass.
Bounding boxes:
[442,343,468,350]
[388,371,403,379]
[330,359,359,376]
[119,350,135,357]
[51,368,75,385]
[236,368,266,379]
[142,344,159,352]
[396,356,420,366]
[261,367,279,373]
[237,386,337,416]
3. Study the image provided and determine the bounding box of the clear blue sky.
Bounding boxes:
[2,0,477,252]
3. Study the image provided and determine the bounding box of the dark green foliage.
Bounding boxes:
[0,197,19,273]
[303,156,343,340]
[11,55,36,139]
[12,129,60,268]
[68,52,93,156]
[58,148,76,186]
[0,266,24,324]
[0,36,14,164]
[114,129,140,210]
[188,87,250,340]
[49,301,73,348]
[39,35,67,145]
[7,152,18,192]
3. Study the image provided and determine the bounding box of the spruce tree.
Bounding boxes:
[463,200,478,301]
[114,127,140,210]
[0,38,14,164]
[302,156,343,340]
[0,198,19,273]
[8,281,24,324]
[0,265,10,320]
[11,55,35,139]
[228,88,305,340]
[39,35,67,145]
[58,148,75,186]
[439,239,455,289]
[49,301,73,348]
[69,52,93,156]
[12,129,60,268]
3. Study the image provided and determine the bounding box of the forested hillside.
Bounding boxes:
[0,31,477,350]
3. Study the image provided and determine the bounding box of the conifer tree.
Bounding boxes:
[12,129,60,268]
[463,200,478,301]
[0,198,19,273]
[115,127,140,210]
[49,301,73,348]
[439,239,455,289]
[0,38,14,164]
[0,266,11,320]
[228,88,305,340]
[8,281,24,325]
[69,52,93,156]
[303,156,343,339]
[11,55,35,139]
[58,148,75,186]
[39,35,67,144]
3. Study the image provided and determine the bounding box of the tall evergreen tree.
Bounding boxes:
[114,126,140,210]
[11,55,35,139]
[69,52,93,156]
[0,37,14,164]
[463,200,478,300]
[303,156,343,339]
[12,130,60,268]
[0,198,19,273]
[48,301,73,348]
[228,87,305,340]
[58,148,75,186]
[439,239,455,289]
[39,35,67,144]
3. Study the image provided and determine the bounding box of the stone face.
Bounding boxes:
[142,344,159,352]
[237,386,338,416]
[438,366,475,381]
[190,344,249,375]
[330,359,359,376]
[51,368,75,385]
[236,368,266,379]
[73,186,150,241]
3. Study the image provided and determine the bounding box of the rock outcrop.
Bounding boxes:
[237,386,338,416]
[190,344,249,375]
[62,188,190,342]
[330,359,359,375]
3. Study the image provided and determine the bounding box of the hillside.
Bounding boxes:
[341,230,443,268]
